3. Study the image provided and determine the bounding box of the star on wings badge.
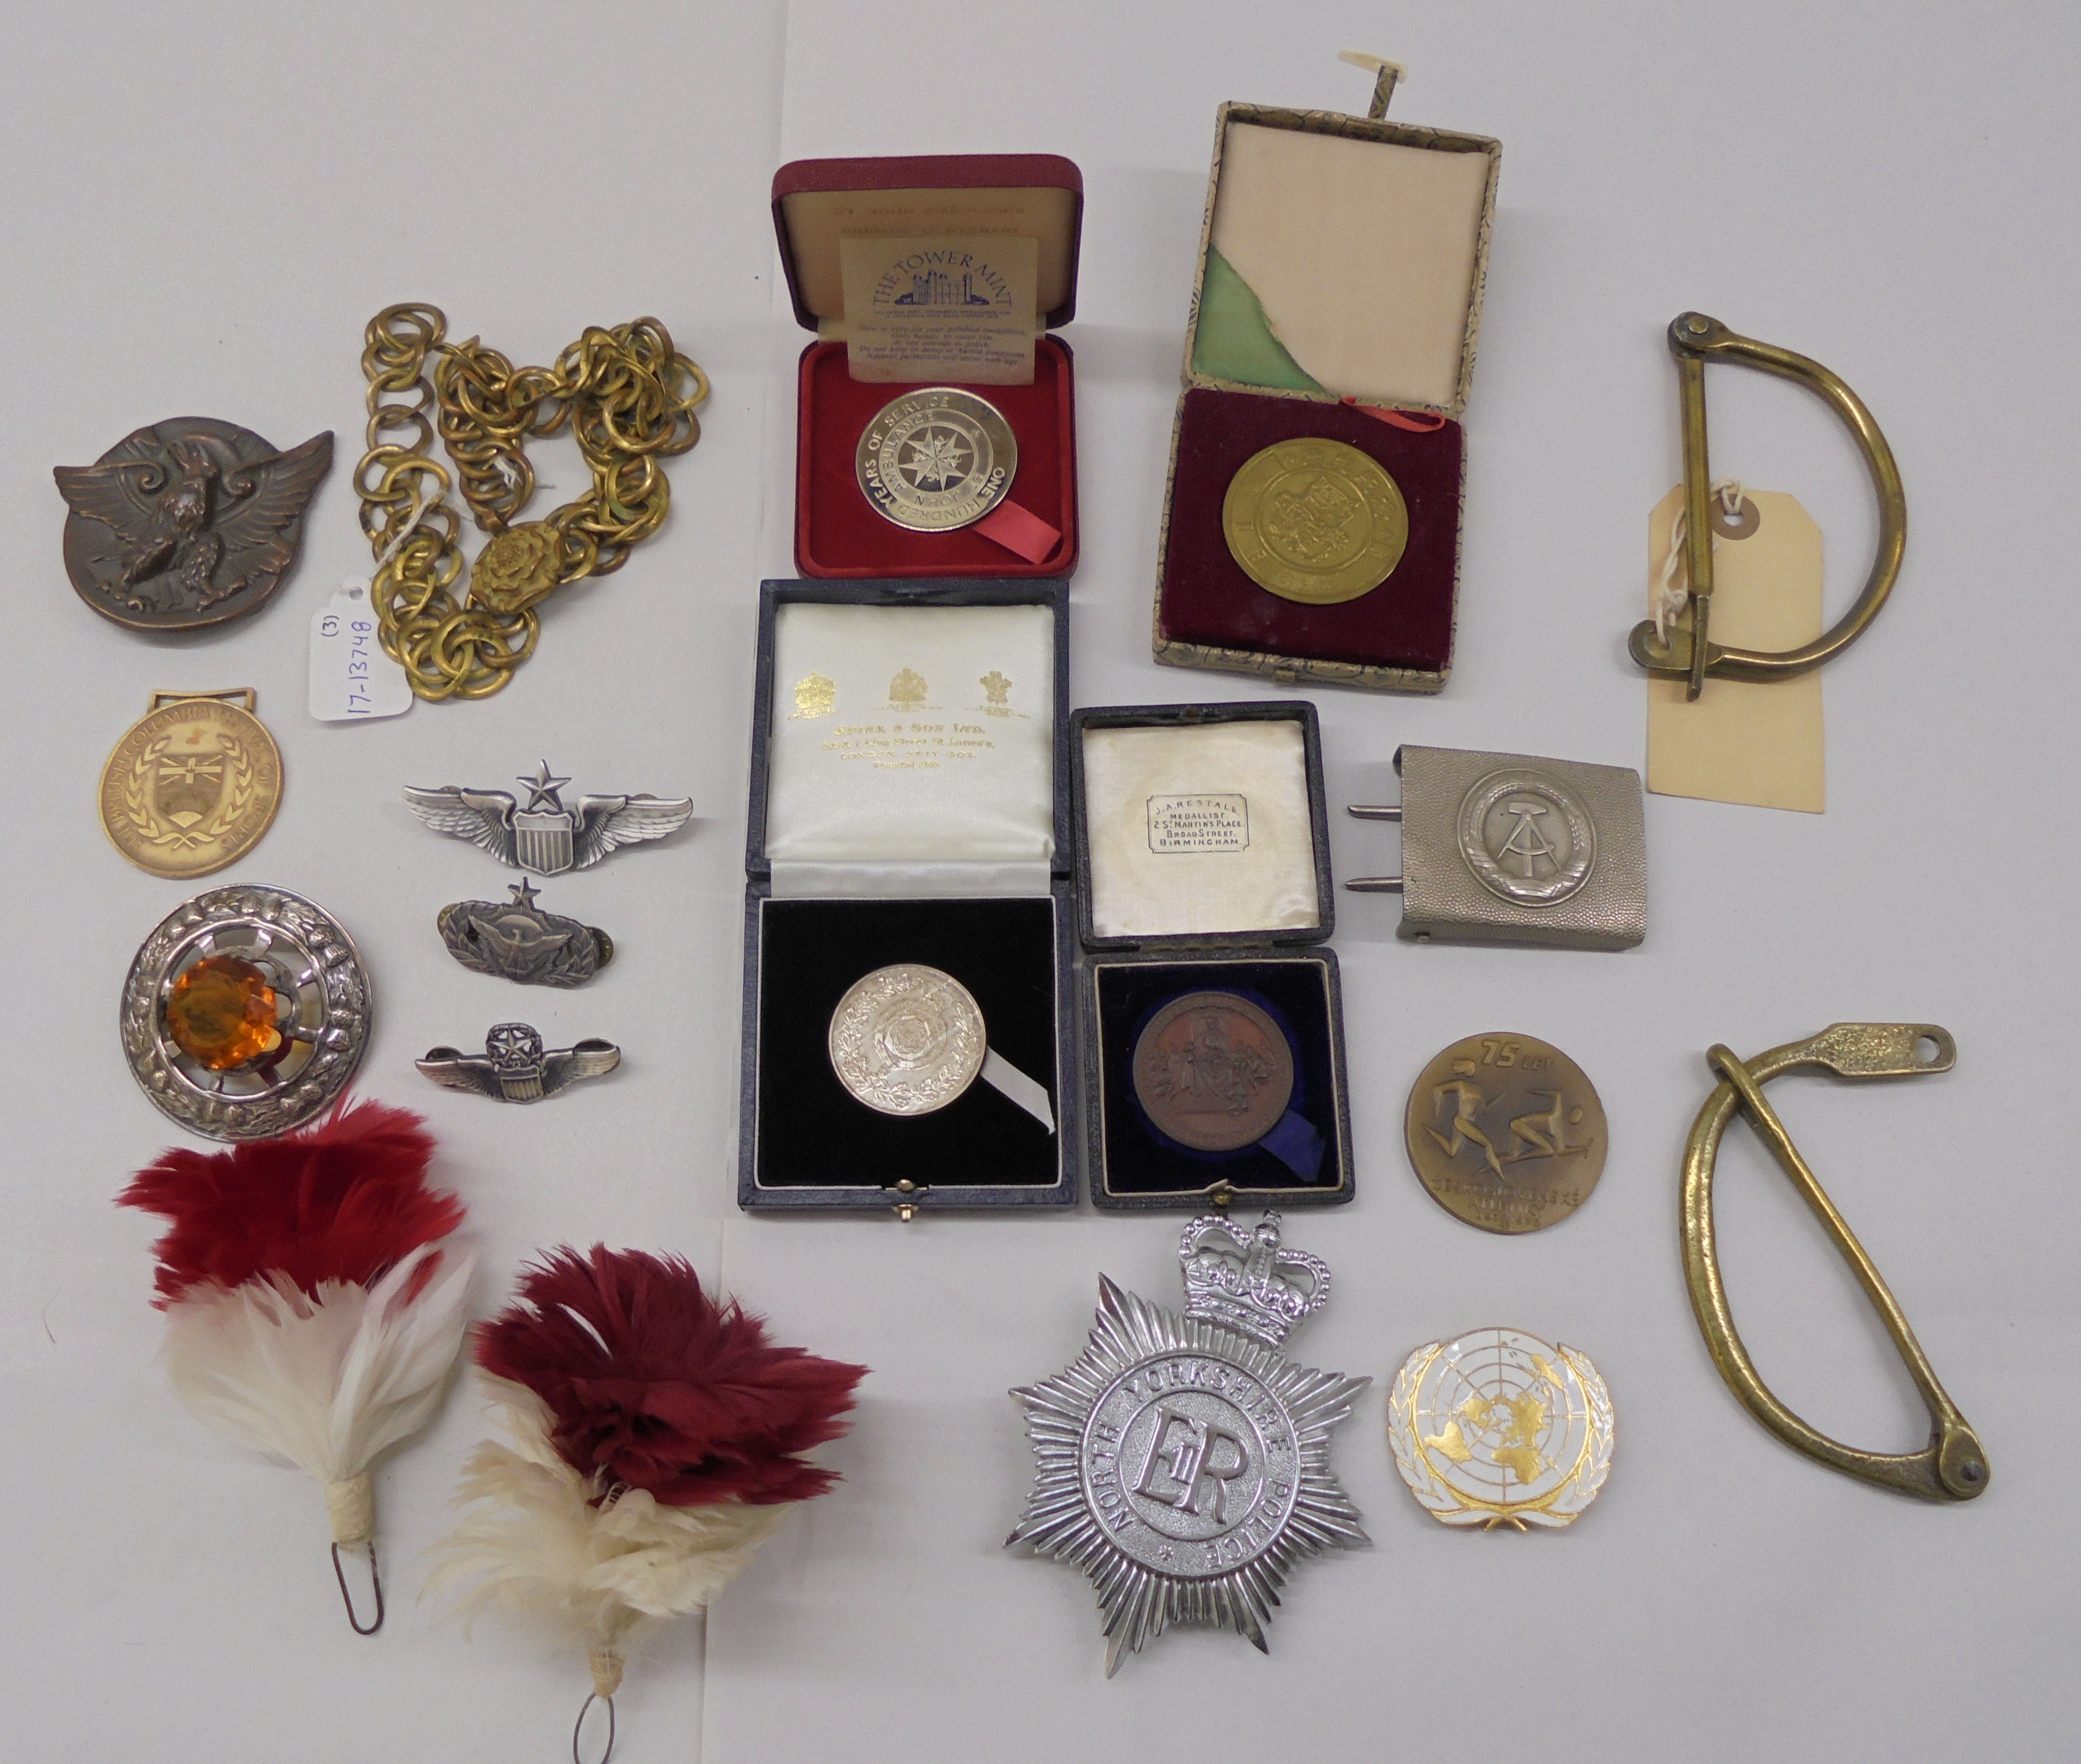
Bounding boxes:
[404,759,692,875]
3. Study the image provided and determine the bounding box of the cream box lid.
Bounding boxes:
[1070,702,1333,949]
[749,585,1069,896]
[1183,102,1500,418]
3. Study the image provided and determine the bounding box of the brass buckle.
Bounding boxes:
[1680,1024,1988,1501]
[1629,314,1908,700]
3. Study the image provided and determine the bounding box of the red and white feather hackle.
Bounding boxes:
[427,1246,865,1752]
[118,1098,472,1633]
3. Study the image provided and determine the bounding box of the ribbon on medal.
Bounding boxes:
[973,499,1062,564]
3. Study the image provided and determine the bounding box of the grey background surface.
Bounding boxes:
[2,3,2074,1760]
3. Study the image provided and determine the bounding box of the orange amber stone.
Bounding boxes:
[165,954,283,1071]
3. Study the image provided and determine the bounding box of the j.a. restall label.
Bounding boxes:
[1148,793,1250,854]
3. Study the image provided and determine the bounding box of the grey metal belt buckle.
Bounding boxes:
[1346,745,1647,951]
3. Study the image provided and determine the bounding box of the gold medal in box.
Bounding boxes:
[99,690,283,878]
[1222,437,1408,604]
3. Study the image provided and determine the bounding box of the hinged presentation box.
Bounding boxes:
[1152,91,1500,693]
[773,154,1083,580]
[739,579,1075,1214]
[1068,700,1354,1212]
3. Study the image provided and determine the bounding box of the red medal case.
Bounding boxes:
[1153,84,1500,692]
[772,154,1083,579]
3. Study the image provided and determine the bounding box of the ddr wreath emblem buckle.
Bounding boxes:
[1008,1212,1367,1675]
[1346,744,1647,952]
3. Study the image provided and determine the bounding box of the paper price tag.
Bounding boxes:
[309,582,413,722]
[1645,488,1823,812]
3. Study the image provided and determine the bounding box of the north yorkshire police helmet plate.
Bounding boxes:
[1008,1212,1367,1675]
[856,388,1017,532]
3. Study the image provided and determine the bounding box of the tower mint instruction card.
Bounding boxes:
[837,234,1039,384]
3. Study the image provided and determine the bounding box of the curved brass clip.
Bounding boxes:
[1630,313,1907,700]
[1681,1023,1987,1500]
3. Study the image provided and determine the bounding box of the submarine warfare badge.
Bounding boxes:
[56,419,333,631]
[1008,1212,1366,1674]
[437,879,612,988]
[404,760,692,875]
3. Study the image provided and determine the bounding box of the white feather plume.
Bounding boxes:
[425,1377,793,1665]
[161,1240,475,1538]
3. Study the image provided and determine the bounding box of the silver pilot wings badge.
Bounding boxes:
[1008,1212,1368,1675]
[405,759,692,876]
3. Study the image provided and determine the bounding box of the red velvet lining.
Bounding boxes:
[794,338,1078,578]
[1157,387,1462,676]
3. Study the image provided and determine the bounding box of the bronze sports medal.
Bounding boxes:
[1222,436,1408,604]
[1403,1032,1607,1233]
[99,691,284,879]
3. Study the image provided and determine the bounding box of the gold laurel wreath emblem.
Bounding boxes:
[1387,1342,1614,1530]
[121,732,258,853]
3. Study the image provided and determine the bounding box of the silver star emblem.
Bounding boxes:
[901,426,971,491]
[515,759,571,811]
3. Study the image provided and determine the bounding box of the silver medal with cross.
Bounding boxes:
[1008,1212,1367,1674]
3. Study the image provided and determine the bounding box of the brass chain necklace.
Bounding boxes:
[355,303,709,700]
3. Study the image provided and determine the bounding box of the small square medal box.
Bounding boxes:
[1070,701,1354,1211]
[1153,58,1499,693]
[740,580,1074,1215]
[772,153,1083,580]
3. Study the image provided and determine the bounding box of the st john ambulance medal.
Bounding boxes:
[856,388,1017,532]
[1008,1212,1367,1674]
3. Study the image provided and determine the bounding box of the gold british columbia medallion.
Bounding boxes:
[828,963,987,1116]
[856,389,1017,532]
[99,691,283,879]
[1405,1033,1606,1233]
[1222,436,1408,604]
[1388,1328,1614,1530]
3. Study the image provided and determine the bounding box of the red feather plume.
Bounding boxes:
[118,1098,463,1308]
[476,1245,866,1508]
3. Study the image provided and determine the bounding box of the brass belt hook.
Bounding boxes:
[1680,1023,1988,1500]
[1630,313,1908,700]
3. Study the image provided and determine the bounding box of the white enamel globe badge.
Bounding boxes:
[1388,1328,1614,1529]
